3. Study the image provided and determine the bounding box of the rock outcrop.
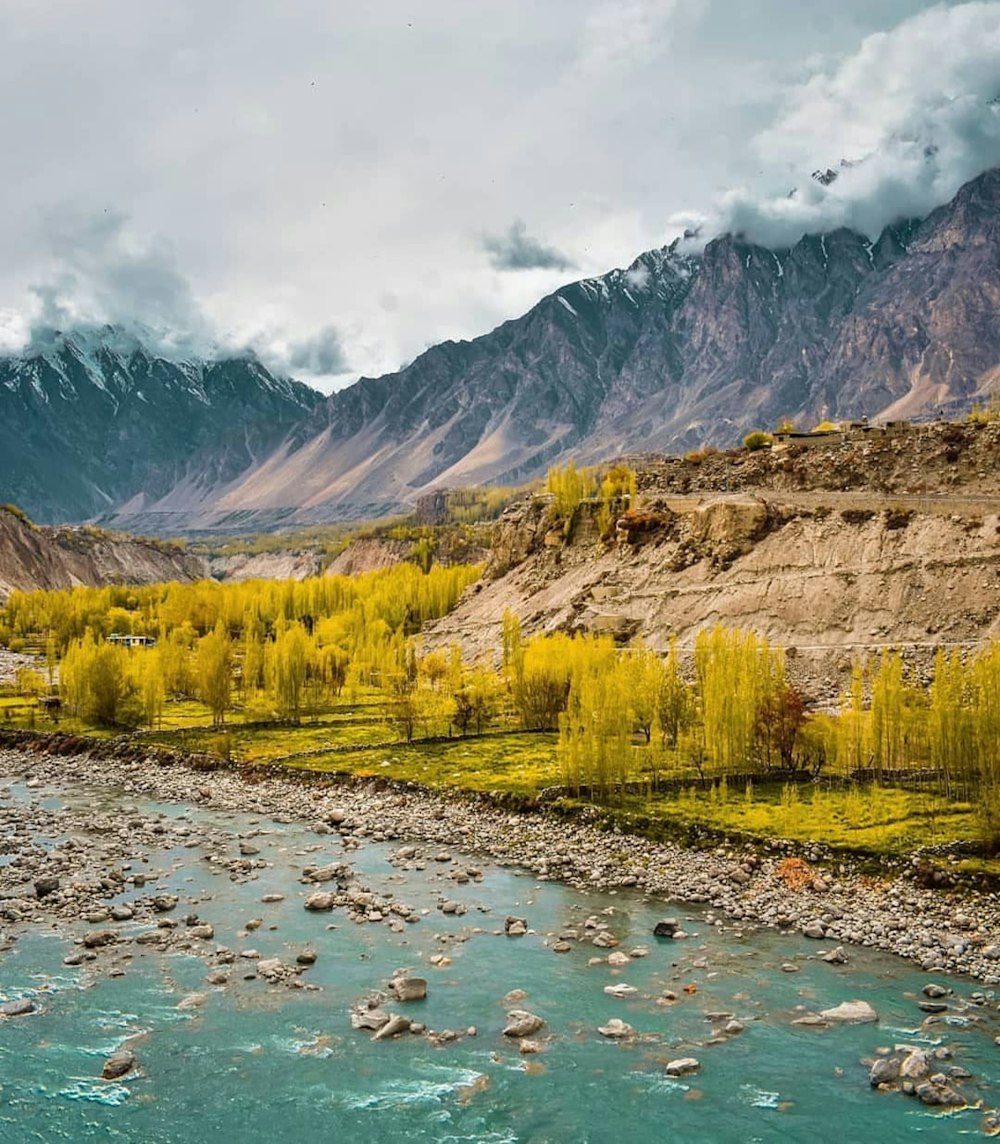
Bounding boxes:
[0,506,205,601]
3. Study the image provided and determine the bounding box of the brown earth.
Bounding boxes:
[206,550,326,583]
[423,422,1000,699]
[0,508,206,601]
[324,537,414,578]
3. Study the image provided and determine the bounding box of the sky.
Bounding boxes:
[0,0,998,390]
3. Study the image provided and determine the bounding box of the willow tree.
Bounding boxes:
[559,656,632,801]
[694,625,784,776]
[195,621,233,728]
[928,649,974,798]
[266,622,310,723]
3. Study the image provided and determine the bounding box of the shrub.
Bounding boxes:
[684,447,719,465]
[0,503,33,527]
[743,431,773,452]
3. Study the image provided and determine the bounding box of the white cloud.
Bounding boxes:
[0,0,994,390]
[680,1,1000,246]
[575,0,685,76]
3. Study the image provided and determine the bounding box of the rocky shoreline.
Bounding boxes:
[1,745,999,986]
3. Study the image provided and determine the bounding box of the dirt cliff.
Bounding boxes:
[0,508,206,600]
[424,424,1000,698]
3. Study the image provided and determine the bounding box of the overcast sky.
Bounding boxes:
[1,0,998,390]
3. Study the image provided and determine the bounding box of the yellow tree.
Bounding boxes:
[266,622,310,723]
[195,621,233,728]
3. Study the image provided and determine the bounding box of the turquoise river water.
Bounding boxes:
[0,781,998,1144]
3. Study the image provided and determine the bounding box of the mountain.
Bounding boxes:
[0,506,205,600]
[2,169,997,530]
[203,167,999,524]
[0,327,320,523]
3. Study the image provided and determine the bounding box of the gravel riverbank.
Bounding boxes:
[1,746,999,985]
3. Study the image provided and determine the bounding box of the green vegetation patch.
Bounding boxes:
[283,731,561,795]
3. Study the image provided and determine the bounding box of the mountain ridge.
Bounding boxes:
[0,327,321,523]
[2,168,998,530]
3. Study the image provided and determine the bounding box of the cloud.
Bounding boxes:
[285,325,351,376]
[26,208,216,357]
[18,207,353,380]
[482,220,576,272]
[0,1,992,391]
[675,1,1000,248]
[575,0,684,76]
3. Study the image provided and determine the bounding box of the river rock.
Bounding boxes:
[389,976,427,1002]
[256,958,287,982]
[869,1057,901,1086]
[373,1014,411,1040]
[604,983,637,998]
[503,1009,545,1038]
[802,920,826,939]
[304,891,336,911]
[0,998,35,1017]
[597,1018,633,1038]
[152,894,178,912]
[303,863,349,884]
[899,1049,931,1080]
[101,1050,136,1080]
[33,876,60,898]
[351,1007,390,1031]
[653,919,679,938]
[505,916,527,936]
[914,1079,967,1107]
[82,929,117,949]
[918,1000,948,1013]
[922,983,949,998]
[820,1000,878,1023]
[665,1057,700,1076]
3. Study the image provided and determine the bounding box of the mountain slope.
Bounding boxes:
[2,170,997,531]
[0,328,321,523]
[0,506,206,600]
[208,168,999,523]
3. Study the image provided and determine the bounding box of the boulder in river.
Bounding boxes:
[351,1007,390,1031]
[503,1009,545,1038]
[505,916,527,936]
[101,1050,136,1080]
[304,891,336,911]
[373,1014,412,1041]
[653,919,679,938]
[388,976,427,1002]
[0,999,35,1018]
[665,1057,700,1076]
[597,1018,633,1038]
[82,929,117,949]
[820,1000,878,1024]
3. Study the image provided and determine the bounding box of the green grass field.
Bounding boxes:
[0,685,987,861]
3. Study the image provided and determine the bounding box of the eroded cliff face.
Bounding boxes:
[0,509,206,599]
[424,430,1000,697]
